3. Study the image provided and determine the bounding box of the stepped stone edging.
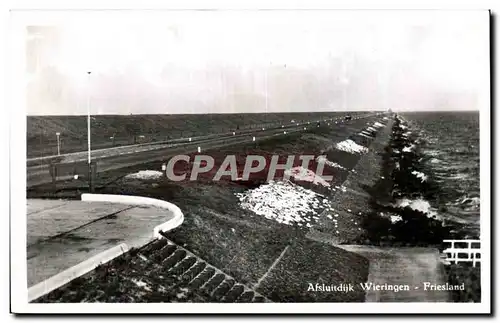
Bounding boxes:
[28,194,184,302]
[155,234,272,302]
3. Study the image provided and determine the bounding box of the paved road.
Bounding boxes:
[338,245,449,302]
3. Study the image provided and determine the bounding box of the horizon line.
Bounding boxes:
[25,109,480,117]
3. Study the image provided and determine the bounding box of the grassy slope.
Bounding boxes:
[256,238,369,302]
[30,119,377,302]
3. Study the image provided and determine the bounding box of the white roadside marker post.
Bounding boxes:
[161,163,167,177]
[56,132,61,156]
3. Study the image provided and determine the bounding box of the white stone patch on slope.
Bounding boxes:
[402,144,416,153]
[358,132,373,139]
[236,180,333,226]
[125,170,164,180]
[393,198,439,219]
[402,131,412,138]
[411,170,428,182]
[335,139,369,154]
[378,212,403,223]
[390,215,403,223]
[316,156,346,170]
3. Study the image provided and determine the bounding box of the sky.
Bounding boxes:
[25,10,489,115]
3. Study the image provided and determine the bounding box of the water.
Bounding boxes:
[401,111,480,237]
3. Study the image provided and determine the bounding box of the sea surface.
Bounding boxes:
[401,111,480,238]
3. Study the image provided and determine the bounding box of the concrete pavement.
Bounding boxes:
[27,199,175,287]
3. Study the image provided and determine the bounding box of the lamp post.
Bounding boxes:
[87,71,93,192]
[55,132,60,156]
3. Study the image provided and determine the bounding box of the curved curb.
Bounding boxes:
[28,243,129,303]
[81,193,184,239]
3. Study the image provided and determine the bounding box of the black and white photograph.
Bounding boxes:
[9,7,491,314]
